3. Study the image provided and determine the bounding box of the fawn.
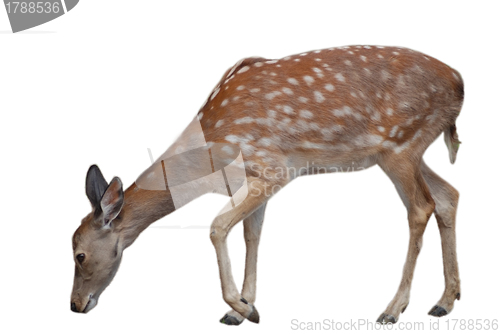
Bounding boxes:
[71,45,463,325]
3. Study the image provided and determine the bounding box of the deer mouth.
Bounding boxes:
[82,295,97,313]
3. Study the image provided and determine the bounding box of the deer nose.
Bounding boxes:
[71,302,78,313]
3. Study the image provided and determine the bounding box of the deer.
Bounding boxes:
[71,45,463,325]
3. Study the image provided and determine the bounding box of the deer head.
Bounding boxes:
[70,165,125,313]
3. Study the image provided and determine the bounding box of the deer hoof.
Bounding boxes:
[247,305,260,324]
[220,313,243,326]
[376,313,397,324]
[428,305,448,317]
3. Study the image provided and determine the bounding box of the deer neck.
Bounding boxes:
[116,183,176,248]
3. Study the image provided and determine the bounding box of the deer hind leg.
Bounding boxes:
[220,202,267,326]
[210,177,284,324]
[421,161,461,317]
[377,156,435,324]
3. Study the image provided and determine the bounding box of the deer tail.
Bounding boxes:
[444,124,461,164]
[444,69,464,164]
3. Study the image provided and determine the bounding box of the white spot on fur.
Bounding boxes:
[332,124,343,133]
[335,73,345,82]
[257,137,272,147]
[344,60,352,66]
[237,85,245,91]
[225,135,240,143]
[254,62,263,67]
[332,106,353,117]
[298,96,309,103]
[393,142,409,154]
[314,91,325,103]
[300,110,313,118]
[360,55,367,62]
[381,70,390,81]
[267,110,277,118]
[265,91,282,100]
[404,116,416,126]
[250,88,260,93]
[234,117,254,124]
[309,123,320,131]
[241,144,256,155]
[287,78,299,85]
[221,99,229,107]
[324,83,334,92]
[237,66,250,74]
[321,128,334,140]
[255,118,273,126]
[215,120,224,128]
[389,125,399,137]
[303,75,314,85]
[266,60,278,64]
[353,134,383,147]
[302,141,326,150]
[210,87,220,100]
[296,119,309,131]
[382,141,397,149]
[378,126,385,132]
[198,112,203,120]
[312,67,324,78]
[282,87,293,95]
[386,108,394,116]
[352,111,363,121]
[283,105,294,114]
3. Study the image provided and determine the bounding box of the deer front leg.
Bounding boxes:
[377,157,436,324]
[210,178,283,324]
[220,203,267,326]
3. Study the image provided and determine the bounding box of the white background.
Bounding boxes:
[0,1,499,333]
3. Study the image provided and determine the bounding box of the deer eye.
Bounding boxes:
[76,253,85,264]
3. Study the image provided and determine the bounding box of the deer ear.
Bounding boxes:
[100,177,124,226]
[86,165,108,209]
